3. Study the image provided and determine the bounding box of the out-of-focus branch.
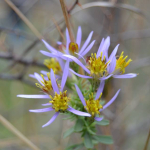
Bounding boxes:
[0,114,40,150]
[5,0,43,40]
[0,52,45,68]
[0,26,35,40]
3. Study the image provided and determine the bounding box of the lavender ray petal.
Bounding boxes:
[60,59,70,92]
[96,38,104,57]
[113,73,137,79]
[94,116,104,122]
[70,69,92,79]
[57,41,62,45]
[63,54,90,74]
[40,50,57,58]
[76,26,82,48]
[42,112,59,128]
[40,70,48,76]
[57,58,65,70]
[95,80,105,100]
[81,40,95,57]
[100,89,120,111]
[75,84,86,106]
[34,73,44,85]
[29,74,35,79]
[108,44,119,62]
[50,69,59,93]
[42,103,52,106]
[42,39,58,53]
[17,95,50,99]
[66,28,70,54]
[99,74,113,80]
[107,57,116,74]
[67,106,91,117]
[102,37,110,61]
[79,31,93,55]
[29,107,54,113]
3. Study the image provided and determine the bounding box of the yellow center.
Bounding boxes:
[85,93,103,117]
[115,51,132,74]
[44,58,61,74]
[36,73,53,94]
[88,52,109,78]
[69,42,79,55]
[50,91,70,112]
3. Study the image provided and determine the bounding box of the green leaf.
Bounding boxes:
[95,119,110,126]
[87,127,96,135]
[74,119,84,132]
[66,143,84,150]
[84,132,94,148]
[93,135,113,144]
[63,126,74,138]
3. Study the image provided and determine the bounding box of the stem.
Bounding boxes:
[143,129,150,150]
[0,114,40,150]
[60,0,74,42]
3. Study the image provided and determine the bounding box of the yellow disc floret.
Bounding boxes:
[50,91,70,112]
[44,58,61,74]
[88,52,109,78]
[85,93,103,117]
[115,51,132,74]
[69,42,79,55]
[36,73,53,94]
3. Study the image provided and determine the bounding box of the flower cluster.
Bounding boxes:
[17,26,137,128]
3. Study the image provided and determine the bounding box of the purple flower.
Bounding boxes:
[75,81,120,121]
[17,60,91,127]
[64,37,137,80]
[40,26,95,63]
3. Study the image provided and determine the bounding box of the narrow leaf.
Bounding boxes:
[94,135,113,144]
[84,132,94,148]
[63,126,74,138]
[95,119,110,126]
[66,143,84,150]
[74,119,84,132]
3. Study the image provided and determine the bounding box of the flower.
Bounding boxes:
[75,80,120,121]
[17,60,91,127]
[40,26,95,64]
[64,37,137,80]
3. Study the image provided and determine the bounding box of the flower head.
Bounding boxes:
[75,81,120,121]
[17,60,91,127]
[40,26,95,64]
[64,37,137,80]
[44,58,61,74]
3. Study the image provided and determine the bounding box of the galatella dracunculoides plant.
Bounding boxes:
[17,26,137,149]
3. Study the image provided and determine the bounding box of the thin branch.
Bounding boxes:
[0,114,40,150]
[143,129,150,150]
[0,26,35,40]
[0,52,45,68]
[71,2,147,19]
[5,0,43,40]
[60,0,75,42]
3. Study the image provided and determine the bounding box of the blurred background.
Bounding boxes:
[0,0,150,150]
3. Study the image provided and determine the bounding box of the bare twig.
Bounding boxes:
[60,0,75,42]
[5,0,43,40]
[0,52,45,68]
[0,114,40,150]
[143,129,150,150]
[0,26,35,40]
[71,2,146,18]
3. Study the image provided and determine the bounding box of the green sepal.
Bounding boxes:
[74,119,84,132]
[93,135,113,144]
[66,143,84,150]
[63,126,75,138]
[84,132,94,148]
[95,119,109,126]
